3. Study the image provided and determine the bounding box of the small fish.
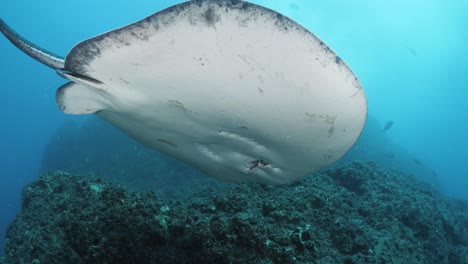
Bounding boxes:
[383,121,393,132]
[406,46,417,56]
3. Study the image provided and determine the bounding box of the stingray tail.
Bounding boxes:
[0,19,65,69]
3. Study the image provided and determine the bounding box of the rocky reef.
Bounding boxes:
[2,161,467,264]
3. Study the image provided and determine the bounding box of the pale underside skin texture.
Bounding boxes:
[1,0,367,184]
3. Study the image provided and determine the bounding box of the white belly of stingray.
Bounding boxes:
[53,1,367,184]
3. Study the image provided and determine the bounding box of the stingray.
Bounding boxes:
[0,0,367,184]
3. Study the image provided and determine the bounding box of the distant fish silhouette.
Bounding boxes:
[383,121,393,132]
[406,46,417,56]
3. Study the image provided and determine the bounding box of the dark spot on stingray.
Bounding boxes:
[142,15,160,31]
[228,0,243,5]
[257,75,264,83]
[273,13,296,32]
[119,77,130,84]
[275,13,284,22]
[203,7,219,25]
[247,159,269,170]
[353,77,360,85]
[150,18,160,31]
[318,41,331,54]
[129,28,149,41]
[225,0,250,13]
[328,125,335,137]
[168,100,187,111]
[237,17,250,28]
[157,139,177,148]
[335,56,342,65]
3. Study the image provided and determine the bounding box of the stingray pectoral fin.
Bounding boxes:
[56,82,109,114]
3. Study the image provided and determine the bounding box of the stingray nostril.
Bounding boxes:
[246,159,270,170]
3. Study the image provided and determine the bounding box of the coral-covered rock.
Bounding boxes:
[3,162,468,263]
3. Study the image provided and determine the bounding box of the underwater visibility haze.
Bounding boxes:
[1,0,467,262]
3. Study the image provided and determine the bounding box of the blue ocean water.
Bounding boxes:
[1,0,467,257]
